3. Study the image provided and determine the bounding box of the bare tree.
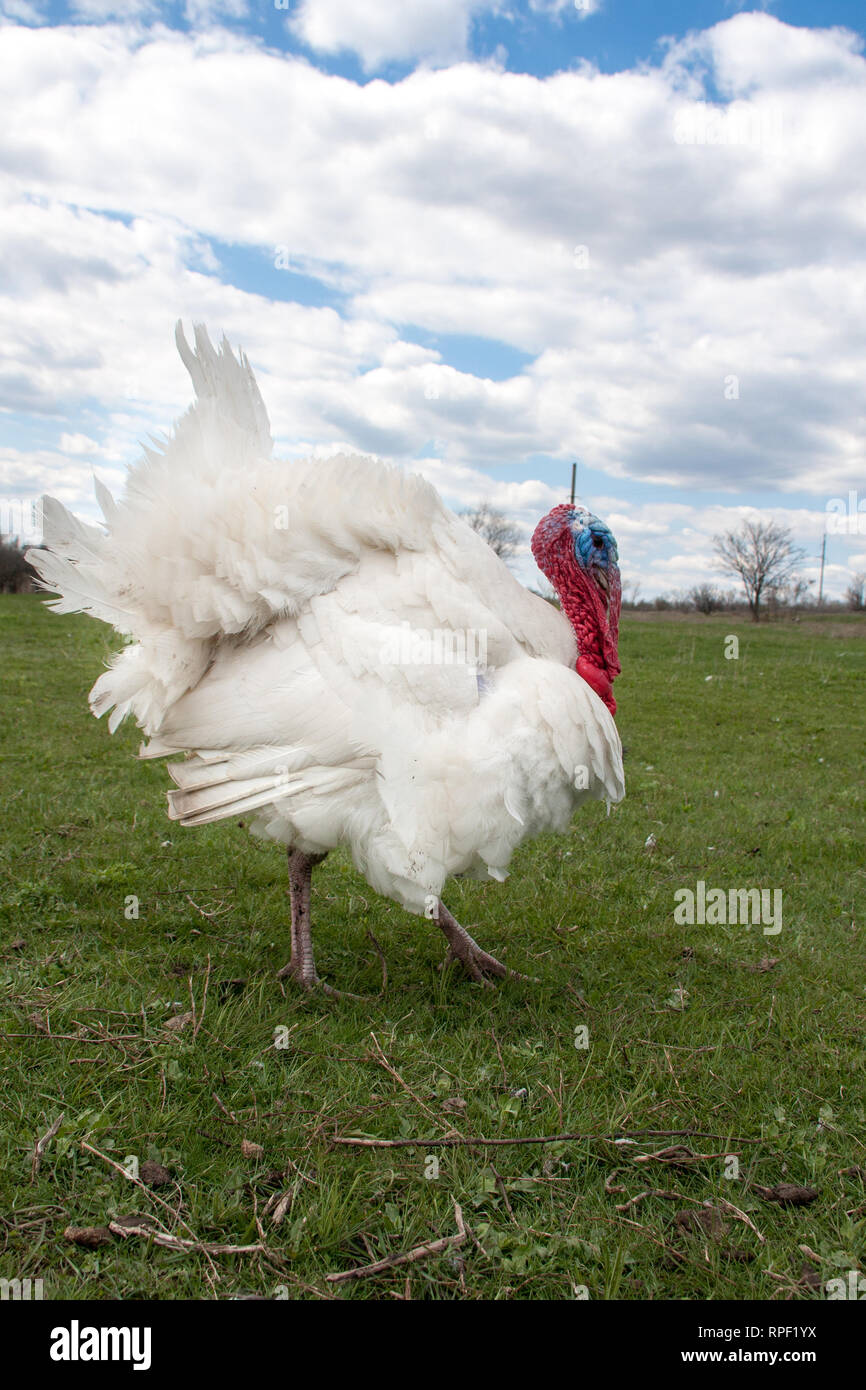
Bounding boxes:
[621,577,642,608]
[461,502,521,564]
[779,575,814,611]
[713,520,806,622]
[689,583,721,614]
[0,536,38,593]
[846,572,866,611]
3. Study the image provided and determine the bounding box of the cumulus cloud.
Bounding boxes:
[289,0,502,70]
[0,0,47,21]
[668,11,864,97]
[288,0,601,72]
[0,12,864,596]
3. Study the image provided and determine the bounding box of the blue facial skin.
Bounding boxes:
[571,508,619,580]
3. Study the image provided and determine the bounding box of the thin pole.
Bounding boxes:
[818,531,826,606]
[570,461,577,506]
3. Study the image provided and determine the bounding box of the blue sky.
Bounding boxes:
[25,1,866,79]
[1,0,864,597]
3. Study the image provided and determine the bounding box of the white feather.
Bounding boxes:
[30,323,624,914]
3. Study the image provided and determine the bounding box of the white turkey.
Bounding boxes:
[28,325,624,992]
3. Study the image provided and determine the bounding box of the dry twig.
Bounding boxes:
[331,1127,761,1150]
[31,1112,64,1182]
[326,1202,467,1284]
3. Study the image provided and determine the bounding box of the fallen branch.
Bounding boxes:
[185,894,230,921]
[596,1211,688,1264]
[109,1221,263,1257]
[80,1140,219,1284]
[717,1197,766,1244]
[331,1127,762,1151]
[604,1168,628,1196]
[2,1033,144,1045]
[367,1033,454,1136]
[326,1202,466,1284]
[212,1091,240,1124]
[488,1162,517,1224]
[633,1145,741,1167]
[31,1112,64,1182]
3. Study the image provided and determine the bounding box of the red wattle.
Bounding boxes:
[531,503,621,720]
[577,655,616,716]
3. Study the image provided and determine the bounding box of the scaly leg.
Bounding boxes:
[435,901,535,984]
[276,849,330,990]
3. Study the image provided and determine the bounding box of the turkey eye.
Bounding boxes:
[592,535,604,549]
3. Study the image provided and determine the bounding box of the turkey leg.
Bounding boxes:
[435,901,534,984]
[277,848,331,990]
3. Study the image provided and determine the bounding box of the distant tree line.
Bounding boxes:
[845,573,866,611]
[0,537,38,594]
[460,502,521,564]
[7,506,866,617]
[620,585,847,616]
[465,505,864,619]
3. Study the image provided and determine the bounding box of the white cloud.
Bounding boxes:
[667,12,864,98]
[0,447,126,511]
[0,0,47,22]
[59,432,100,454]
[70,0,161,19]
[288,0,601,70]
[289,0,501,70]
[0,194,398,446]
[1,14,865,597]
[403,466,848,599]
[529,0,601,19]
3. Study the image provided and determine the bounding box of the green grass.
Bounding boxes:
[1,594,864,1301]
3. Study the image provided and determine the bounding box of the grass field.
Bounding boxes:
[1,593,864,1301]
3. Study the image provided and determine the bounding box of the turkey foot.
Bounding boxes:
[275,848,353,998]
[277,964,368,1001]
[435,902,535,984]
